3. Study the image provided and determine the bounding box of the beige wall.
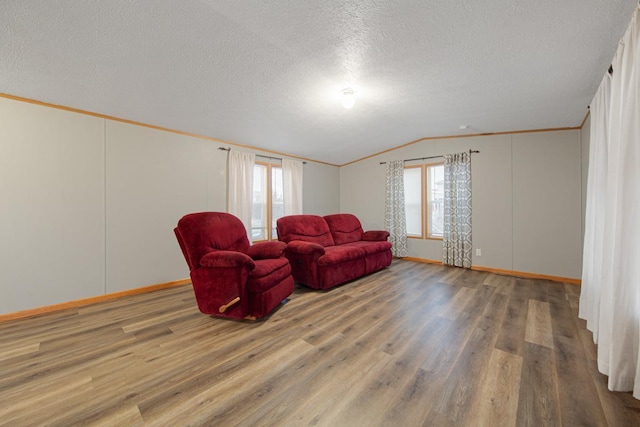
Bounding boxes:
[341,129,584,279]
[0,96,340,314]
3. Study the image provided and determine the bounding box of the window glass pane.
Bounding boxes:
[252,164,267,241]
[427,164,444,237]
[404,167,422,236]
[271,166,283,239]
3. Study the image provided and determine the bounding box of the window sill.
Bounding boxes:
[406,235,443,241]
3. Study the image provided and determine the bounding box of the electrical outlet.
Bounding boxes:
[475,248,482,256]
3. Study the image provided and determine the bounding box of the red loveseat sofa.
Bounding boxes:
[175,212,294,320]
[276,213,392,290]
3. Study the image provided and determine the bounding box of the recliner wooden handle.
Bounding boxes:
[219,296,240,313]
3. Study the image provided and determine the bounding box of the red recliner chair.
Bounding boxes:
[174,212,294,320]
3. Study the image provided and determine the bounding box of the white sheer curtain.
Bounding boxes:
[282,158,303,215]
[580,6,640,398]
[228,151,255,242]
[384,160,408,257]
[442,152,472,268]
[580,73,610,343]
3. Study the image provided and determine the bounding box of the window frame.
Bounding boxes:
[270,164,283,240]
[404,162,444,241]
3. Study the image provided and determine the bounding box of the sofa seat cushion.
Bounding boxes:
[343,241,393,256]
[318,245,365,266]
[247,257,292,293]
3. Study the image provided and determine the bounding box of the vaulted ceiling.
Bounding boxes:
[1,1,636,165]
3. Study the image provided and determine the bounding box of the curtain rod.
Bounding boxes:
[218,147,306,164]
[379,149,480,165]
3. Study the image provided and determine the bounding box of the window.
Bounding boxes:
[403,163,444,239]
[252,162,283,241]
[404,166,423,237]
[426,164,444,238]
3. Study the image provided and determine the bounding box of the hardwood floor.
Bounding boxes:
[1,260,639,426]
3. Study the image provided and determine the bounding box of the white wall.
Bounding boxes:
[0,93,585,315]
[0,97,340,315]
[340,130,584,279]
[511,131,582,278]
[303,162,340,215]
[0,98,105,313]
[105,121,218,293]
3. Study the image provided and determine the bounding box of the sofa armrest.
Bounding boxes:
[246,241,287,260]
[286,240,326,256]
[200,250,256,269]
[362,230,390,241]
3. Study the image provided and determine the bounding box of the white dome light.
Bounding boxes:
[341,88,355,109]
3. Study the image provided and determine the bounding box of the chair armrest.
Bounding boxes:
[362,230,390,241]
[246,241,287,260]
[200,251,255,269]
[286,240,326,256]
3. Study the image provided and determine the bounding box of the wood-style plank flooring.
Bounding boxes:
[1,260,639,426]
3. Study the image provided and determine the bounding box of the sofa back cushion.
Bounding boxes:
[176,212,250,269]
[277,215,335,247]
[323,213,364,245]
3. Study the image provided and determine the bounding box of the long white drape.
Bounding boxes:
[580,73,610,344]
[580,6,640,398]
[384,160,408,257]
[228,151,255,242]
[282,158,303,215]
[442,152,472,268]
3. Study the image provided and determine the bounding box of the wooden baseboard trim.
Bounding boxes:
[403,256,443,265]
[399,257,581,285]
[471,265,581,285]
[0,278,191,323]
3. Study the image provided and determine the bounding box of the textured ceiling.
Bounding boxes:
[0,1,636,165]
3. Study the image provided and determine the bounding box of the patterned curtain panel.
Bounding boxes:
[443,152,472,268]
[384,160,408,257]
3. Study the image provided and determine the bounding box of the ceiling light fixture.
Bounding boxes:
[341,88,355,109]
